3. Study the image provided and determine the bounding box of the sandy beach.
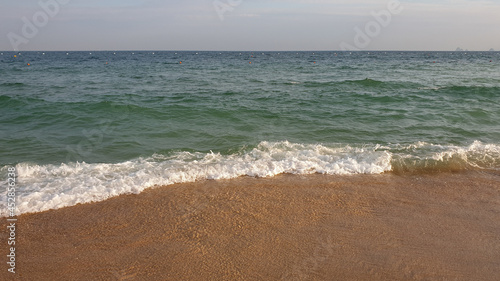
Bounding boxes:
[2,171,500,280]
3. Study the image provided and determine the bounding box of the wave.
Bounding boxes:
[0,141,499,216]
[416,85,500,97]
[344,78,384,86]
[300,79,500,95]
[444,85,500,97]
[0,95,12,103]
[390,141,500,173]
[302,79,419,90]
[0,82,26,88]
[0,95,43,108]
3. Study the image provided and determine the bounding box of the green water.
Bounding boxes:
[1,51,499,165]
[1,51,499,215]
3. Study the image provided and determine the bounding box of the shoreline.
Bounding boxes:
[2,171,500,280]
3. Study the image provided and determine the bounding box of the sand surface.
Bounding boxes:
[2,171,500,280]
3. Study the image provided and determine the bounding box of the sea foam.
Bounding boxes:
[0,141,391,216]
[1,141,499,216]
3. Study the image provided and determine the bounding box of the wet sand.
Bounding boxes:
[2,171,500,280]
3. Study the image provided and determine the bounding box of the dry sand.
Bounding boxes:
[2,171,500,280]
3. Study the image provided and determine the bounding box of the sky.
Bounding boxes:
[1,0,499,51]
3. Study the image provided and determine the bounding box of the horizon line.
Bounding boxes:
[1,49,497,53]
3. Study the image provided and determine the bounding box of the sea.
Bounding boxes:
[1,51,499,216]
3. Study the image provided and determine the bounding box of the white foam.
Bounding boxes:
[0,141,393,216]
[430,141,500,168]
[2,141,499,216]
[390,140,500,171]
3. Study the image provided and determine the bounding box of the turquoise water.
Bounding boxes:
[1,51,499,214]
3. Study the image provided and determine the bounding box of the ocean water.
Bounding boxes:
[1,51,499,215]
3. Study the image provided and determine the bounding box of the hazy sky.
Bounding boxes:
[1,0,499,51]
